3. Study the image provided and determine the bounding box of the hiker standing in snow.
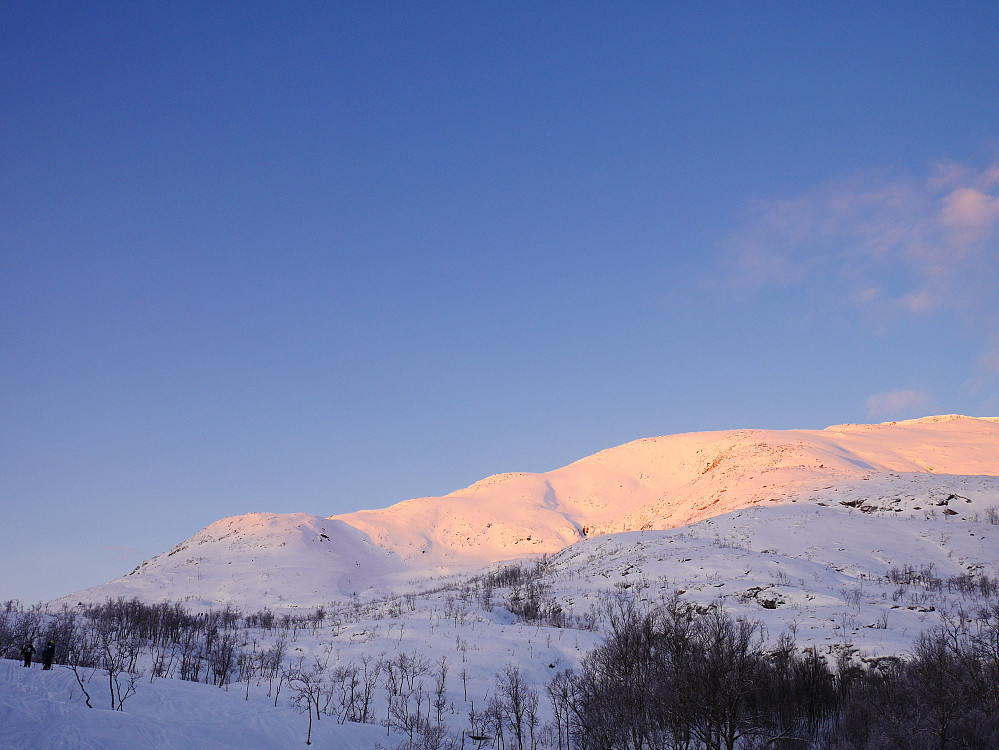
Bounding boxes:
[21,642,35,667]
[41,640,55,670]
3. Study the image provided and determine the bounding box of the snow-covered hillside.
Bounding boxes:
[75,513,411,608]
[57,415,999,611]
[11,416,999,749]
[537,500,999,657]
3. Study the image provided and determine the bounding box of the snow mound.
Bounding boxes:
[56,513,407,610]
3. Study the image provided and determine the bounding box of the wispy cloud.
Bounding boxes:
[865,389,931,420]
[724,160,999,320]
[964,331,999,410]
[982,336,999,377]
[721,159,999,404]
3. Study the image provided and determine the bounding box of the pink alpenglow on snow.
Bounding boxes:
[58,415,999,611]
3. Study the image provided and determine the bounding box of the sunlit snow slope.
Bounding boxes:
[332,414,999,561]
[59,416,999,609]
[59,514,408,608]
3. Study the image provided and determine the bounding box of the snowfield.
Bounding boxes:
[0,658,392,749]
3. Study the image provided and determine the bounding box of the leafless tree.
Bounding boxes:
[496,663,538,750]
[286,663,327,745]
[433,656,449,727]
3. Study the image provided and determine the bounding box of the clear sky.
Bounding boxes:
[3,2,998,604]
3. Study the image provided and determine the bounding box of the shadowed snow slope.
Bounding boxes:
[58,416,999,609]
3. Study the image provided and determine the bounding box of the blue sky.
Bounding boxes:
[3,2,998,604]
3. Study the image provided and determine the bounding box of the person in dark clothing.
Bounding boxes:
[41,641,55,670]
[21,643,35,667]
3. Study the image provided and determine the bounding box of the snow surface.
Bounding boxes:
[5,416,999,748]
[0,658,391,749]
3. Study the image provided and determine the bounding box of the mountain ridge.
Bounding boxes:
[56,415,999,609]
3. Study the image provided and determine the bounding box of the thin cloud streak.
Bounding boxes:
[866,390,931,420]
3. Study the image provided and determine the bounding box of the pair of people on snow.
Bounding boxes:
[20,641,55,669]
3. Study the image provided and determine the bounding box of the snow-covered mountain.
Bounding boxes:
[57,415,999,612]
